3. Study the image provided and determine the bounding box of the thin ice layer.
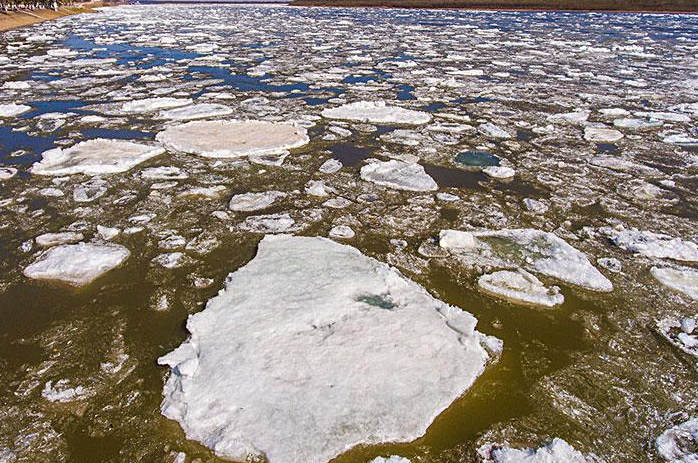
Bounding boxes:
[31,139,165,176]
[156,120,309,158]
[158,235,499,463]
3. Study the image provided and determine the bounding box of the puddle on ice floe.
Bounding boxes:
[1,4,698,463]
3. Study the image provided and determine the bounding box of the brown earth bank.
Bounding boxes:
[0,1,113,32]
[292,0,698,13]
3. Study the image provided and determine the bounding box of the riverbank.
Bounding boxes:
[0,1,109,32]
[292,0,698,13]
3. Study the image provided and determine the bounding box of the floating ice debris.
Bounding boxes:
[439,230,477,250]
[613,118,661,130]
[41,380,91,403]
[547,110,590,124]
[323,197,352,209]
[152,252,192,269]
[156,120,309,158]
[0,167,18,180]
[369,457,411,463]
[479,438,590,463]
[329,225,355,239]
[2,81,30,90]
[229,191,286,212]
[601,228,698,262]
[523,198,548,214]
[657,317,698,358]
[39,187,64,197]
[651,267,698,300]
[0,103,31,117]
[157,103,233,120]
[455,151,500,167]
[35,232,84,247]
[483,166,515,179]
[97,225,120,241]
[240,213,298,233]
[656,418,698,462]
[321,101,432,125]
[441,228,613,292]
[584,127,624,142]
[479,269,564,307]
[597,257,622,273]
[479,123,512,139]
[23,243,130,286]
[178,185,226,199]
[120,97,193,113]
[306,180,331,197]
[73,178,108,202]
[141,166,189,180]
[319,159,343,174]
[31,139,165,176]
[361,160,438,192]
[437,192,460,202]
[158,235,498,463]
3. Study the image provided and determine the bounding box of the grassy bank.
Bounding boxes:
[292,0,698,13]
[0,1,109,32]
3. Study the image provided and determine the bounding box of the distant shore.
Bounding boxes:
[0,1,110,32]
[292,0,698,13]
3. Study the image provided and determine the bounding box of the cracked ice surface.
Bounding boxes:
[159,235,498,463]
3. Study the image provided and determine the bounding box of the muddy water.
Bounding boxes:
[1,4,698,463]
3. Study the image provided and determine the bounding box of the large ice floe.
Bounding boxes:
[158,235,499,463]
[156,120,309,158]
[440,229,613,292]
[30,139,165,176]
[23,243,130,286]
[321,101,432,125]
[655,418,698,462]
[360,160,438,192]
[479,438,591,463]
[651,267,698,300]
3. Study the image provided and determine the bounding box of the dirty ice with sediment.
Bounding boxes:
[0,4,697,463]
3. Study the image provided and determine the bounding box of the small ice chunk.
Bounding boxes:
[141,166,188,180]
[240,213,297,233]
[437,192,460,202]
[0,167,18,180]
[121,97,192,113]
[483,166,515,179]
[656,418,698,462]
[523,198,548,214]
[23,243,130,286]
[369,457,411,463]
[158,103,233,120]
[547,110,590,124]
[0,103,31,117]
[156,120,309,158]
[229,191,286,212]
[478,269,564,307]
[321,101,431,125]
[584,127,624,142]
[152,252,192,269]
[651,267,698,300]
[319,159,343,174]
[480,438,590,463]
[329,225,355,239]
[97,225,120,241]
[439,230,477,250]
[361,160,437,192]
[35,232,83,247]
[41,380,90,403]
[31,139,164,176]
[479,122,511,139]
[305,180,331,197]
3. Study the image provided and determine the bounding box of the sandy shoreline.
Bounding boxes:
[0,1,109,32]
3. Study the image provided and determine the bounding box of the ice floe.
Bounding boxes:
[601,228,698,262]
[322,101,432,125]
[156,120,309,158]
[360,160,438,192]
[229,191,286,212]
[23,243,130,286]
[441,229,613,292]
[479,438,590,463]
[0,103,31,117]
[478,269,565,307]
[31,139,165,176]
[157,103,233,120]
[158,235,498,463]
[651,267,698,300]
